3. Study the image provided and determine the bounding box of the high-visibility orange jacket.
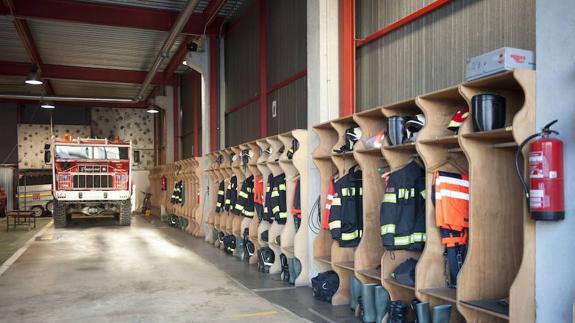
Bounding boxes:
[432,170,469,247]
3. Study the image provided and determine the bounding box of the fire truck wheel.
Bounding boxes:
[45,200,54,214]
[31,206,44,218]
[53,200,67,228]
[119,200,131,226]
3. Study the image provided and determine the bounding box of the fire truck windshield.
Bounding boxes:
[55,145,129,160]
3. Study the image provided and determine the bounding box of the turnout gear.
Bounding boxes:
[432,304,452,323]
[374,285,390,323]
[258,247,274,273]
[216,181,225,212]
[224,176,238,212]
[170,180,184,204]
[432,170,469,287]
[322,176,336,230]
[312,271,339,303]
[414,302,431,323]
[292,177,302,230]
[263,174,275,222]
[380,160,426,251]
[448,107,469,134]
[235,175,255,217]
[391,258,417,287]
[350,275,362,312]
[269,173,287,224]
[328,166,363,247]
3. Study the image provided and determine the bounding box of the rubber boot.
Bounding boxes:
[414,302,431,323]
[374,285,390,323]
[432,304,452,323]
[361,284,377,323]
[290,257,302,285]
[287,257,296,285]
[350,275,362,312]
[389,301,407,323]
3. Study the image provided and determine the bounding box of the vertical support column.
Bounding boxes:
[173,79,180,161]
[193,73,200,157]
[209,34,219,152]
[258,0,268,138]
[339,0,355,117]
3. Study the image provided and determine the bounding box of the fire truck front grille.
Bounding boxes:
[72,175,113,189]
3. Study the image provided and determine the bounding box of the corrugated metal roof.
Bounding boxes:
[0,16,31,63]
[28,19,185,72]
[79,0,209,14]
[0,75,44,95]
[219,0,246,17]
[50,79,151,99]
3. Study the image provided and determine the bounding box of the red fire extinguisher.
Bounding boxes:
[161,176,167,191]
[516,120,564,221]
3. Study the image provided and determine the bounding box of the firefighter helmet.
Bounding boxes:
[448,107,470,133]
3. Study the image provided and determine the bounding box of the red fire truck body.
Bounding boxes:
[49,136,132,227]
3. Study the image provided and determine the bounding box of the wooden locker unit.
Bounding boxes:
[230,146,244,239]
[256,138,272,261]
[247,141,263,266]
[311,121,338,276]
[456,70,535,323]
[415,85,470,323]
[353,108,387,285]
[266,135,286,275]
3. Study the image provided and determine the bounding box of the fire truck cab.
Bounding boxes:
[47,135,132,228]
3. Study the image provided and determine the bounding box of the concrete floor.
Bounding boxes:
[0,215,358,323]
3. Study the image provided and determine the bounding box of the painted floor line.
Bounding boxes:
[0,220,53,278]
[307,308,339,323]
[251,286,297,292]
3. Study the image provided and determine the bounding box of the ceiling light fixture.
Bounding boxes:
[41,101,55,109]
[146,105,160,114]
[25,64,43,85]
[182,60,188,66]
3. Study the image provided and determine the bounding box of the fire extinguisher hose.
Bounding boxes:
[515,132,540,203]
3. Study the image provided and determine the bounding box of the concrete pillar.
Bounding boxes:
[306,0,340,282]
[155,86,175,163]
[535,1,575,322]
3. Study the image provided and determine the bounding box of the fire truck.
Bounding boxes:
[46,135,132,228]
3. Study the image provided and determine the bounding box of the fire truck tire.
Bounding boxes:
[53,200,67,228]
[119,200,131,226]
[31,206,44,218]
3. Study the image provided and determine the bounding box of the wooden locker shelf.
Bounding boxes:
[419,287,457,303]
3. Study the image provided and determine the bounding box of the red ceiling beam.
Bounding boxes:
[355,0,452,48]
[164,36,195,77]
[0,61,174,85]
[8,9,55,95]
[1,0,223,35]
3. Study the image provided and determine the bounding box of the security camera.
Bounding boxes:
[186,36,205,53]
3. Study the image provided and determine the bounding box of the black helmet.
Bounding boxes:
[391,258,417,287]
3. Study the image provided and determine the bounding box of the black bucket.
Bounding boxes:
[471,93,506,131]
[388,116,406,145]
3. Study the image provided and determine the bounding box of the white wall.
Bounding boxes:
[536,1,575,321]
[131,170,150,212]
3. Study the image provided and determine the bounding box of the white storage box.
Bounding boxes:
[465,47,535,81]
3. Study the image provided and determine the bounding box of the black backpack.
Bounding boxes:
[312,271,339,303]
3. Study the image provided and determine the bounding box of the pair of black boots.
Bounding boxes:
[388,300,452,323]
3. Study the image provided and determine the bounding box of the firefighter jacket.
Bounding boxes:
[292,177,302,230]
[380,160,426,251]
[322,177,336,230]
[254,176,264,221]
[328,166,363,247]
[263,174,274,223]
[224,176,238,212]
[171,180,184,205]
[216,181,225,212]
[432,170,469,247]
[235,175,255,217]
[270,173,287,224]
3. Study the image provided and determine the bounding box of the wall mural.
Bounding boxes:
[91,107,155,170]
[17,124,91,169]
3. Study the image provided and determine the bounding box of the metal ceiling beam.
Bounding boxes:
[4,0,55,95]
[0,61,174,85]
[0,0,224,35]
[164,35,195,77]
